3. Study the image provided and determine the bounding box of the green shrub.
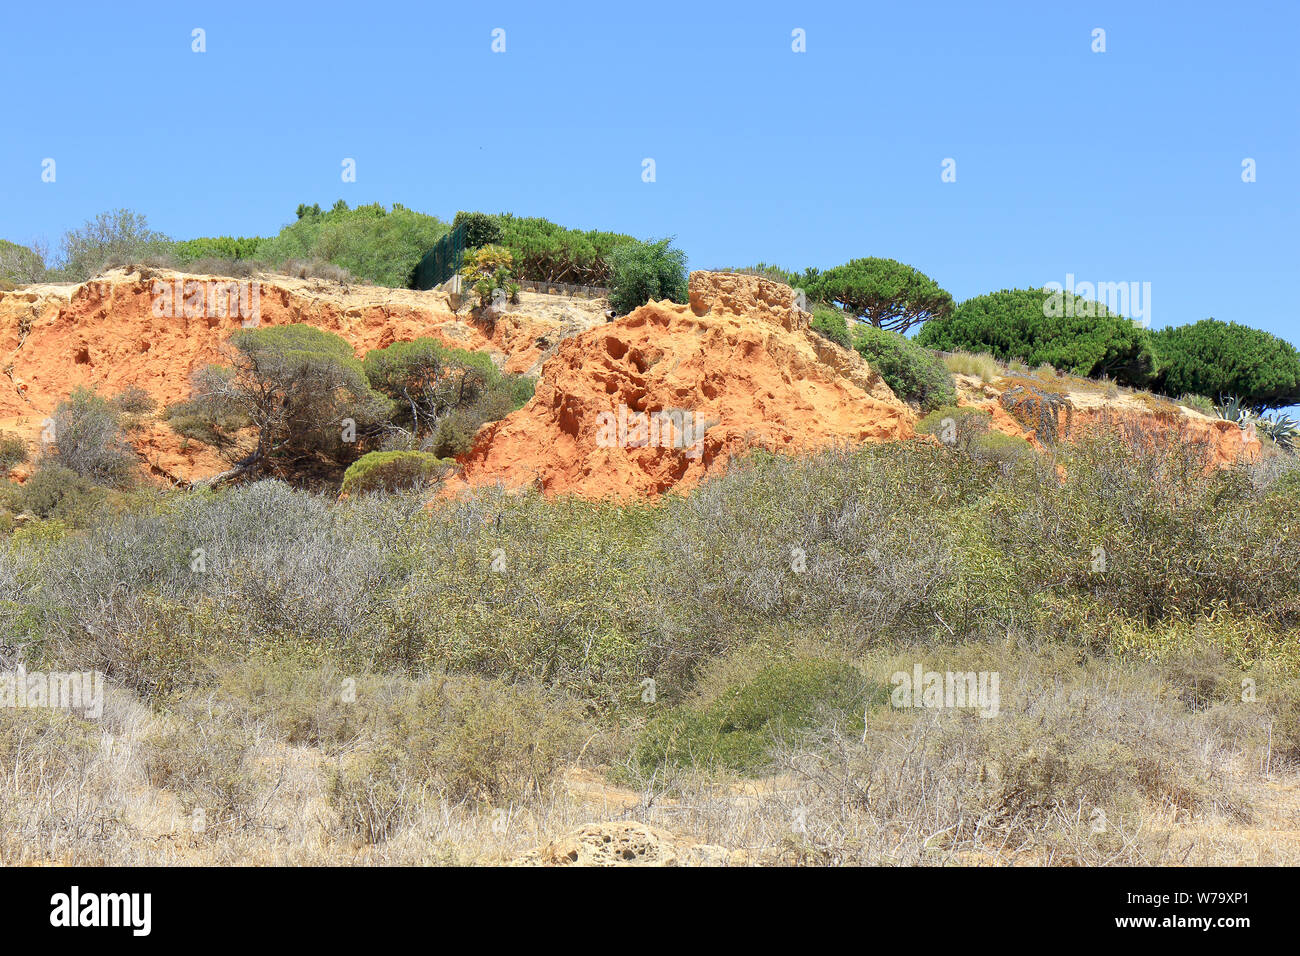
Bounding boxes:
[968,429,1035,467]
[809,305,851,348]
[452,211,504,250]
[607,238,689,315]
[1153,319,1300,410]
[0,432,28,471]
[496,214,637,285]
[451,212,638,286]
[853,326,955,411]
[634,659,886,775]
[6,463,101,520]
[341,451,453,496]
[363,337,501,435]
[458,245,516,308]
[806,257,953,333]
[255,201,449,288]
[916,404,993,447]
[53,209,175,282]
[173,236,264,263]
[0,239,46,284]
[51,387,137,486]
[379,489,658,707]
[108,386,156,416]
[170,324,390,482]
[917,288,1156,386]
[362,337,532,459]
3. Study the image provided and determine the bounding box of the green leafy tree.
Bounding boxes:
[452,211,505,249]
[169,324,389,483]
[56,209,175,282]
[807,258,953,333]
[1153,319,1300,410]
[607,238,688,315]
[363,338,502,436]
[917,287,1156,385]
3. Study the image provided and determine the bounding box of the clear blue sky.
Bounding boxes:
[2,0,1296,344]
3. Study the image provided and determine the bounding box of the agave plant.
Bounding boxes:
[1257,412,1300,450]
[1214,395,1259,426]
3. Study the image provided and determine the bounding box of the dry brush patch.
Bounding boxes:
[1,435,1298,864]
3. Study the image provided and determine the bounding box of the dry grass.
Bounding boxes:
[943,351,1001,383]
[3,644,1296,866]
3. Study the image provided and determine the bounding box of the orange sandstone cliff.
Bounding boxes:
[0,267,604,481]
[450,271,916,498]
[0,266,1261,493]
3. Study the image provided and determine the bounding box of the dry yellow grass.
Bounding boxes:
[3,657,1296,867]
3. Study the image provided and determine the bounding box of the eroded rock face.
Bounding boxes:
[0,268,605,481]
[990,380,1259,466]
[450,271,916,499]
[0,267,1261,492]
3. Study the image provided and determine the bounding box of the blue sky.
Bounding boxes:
[2,0,1296,344]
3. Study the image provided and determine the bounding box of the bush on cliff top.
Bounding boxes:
[853,325,955,412]
[607,238,689,315]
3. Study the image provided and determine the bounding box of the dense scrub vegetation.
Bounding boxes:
[1152,319,1300,410]
[454,210,637,286]
[916,288,1158,386]
[2,385,1299,861]
[852,326,956,411]
[4,433,1297,736]
[165,326,533,487]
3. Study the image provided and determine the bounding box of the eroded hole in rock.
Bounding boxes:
[73,347,91,365]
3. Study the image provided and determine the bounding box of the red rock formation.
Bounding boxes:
[450,272,916,498]
[0,268,603,481]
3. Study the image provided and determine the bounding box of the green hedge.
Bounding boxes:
[454,212,637,286]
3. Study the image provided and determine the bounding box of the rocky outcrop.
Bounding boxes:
[0,267,606,481]
[450,272,916,498]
